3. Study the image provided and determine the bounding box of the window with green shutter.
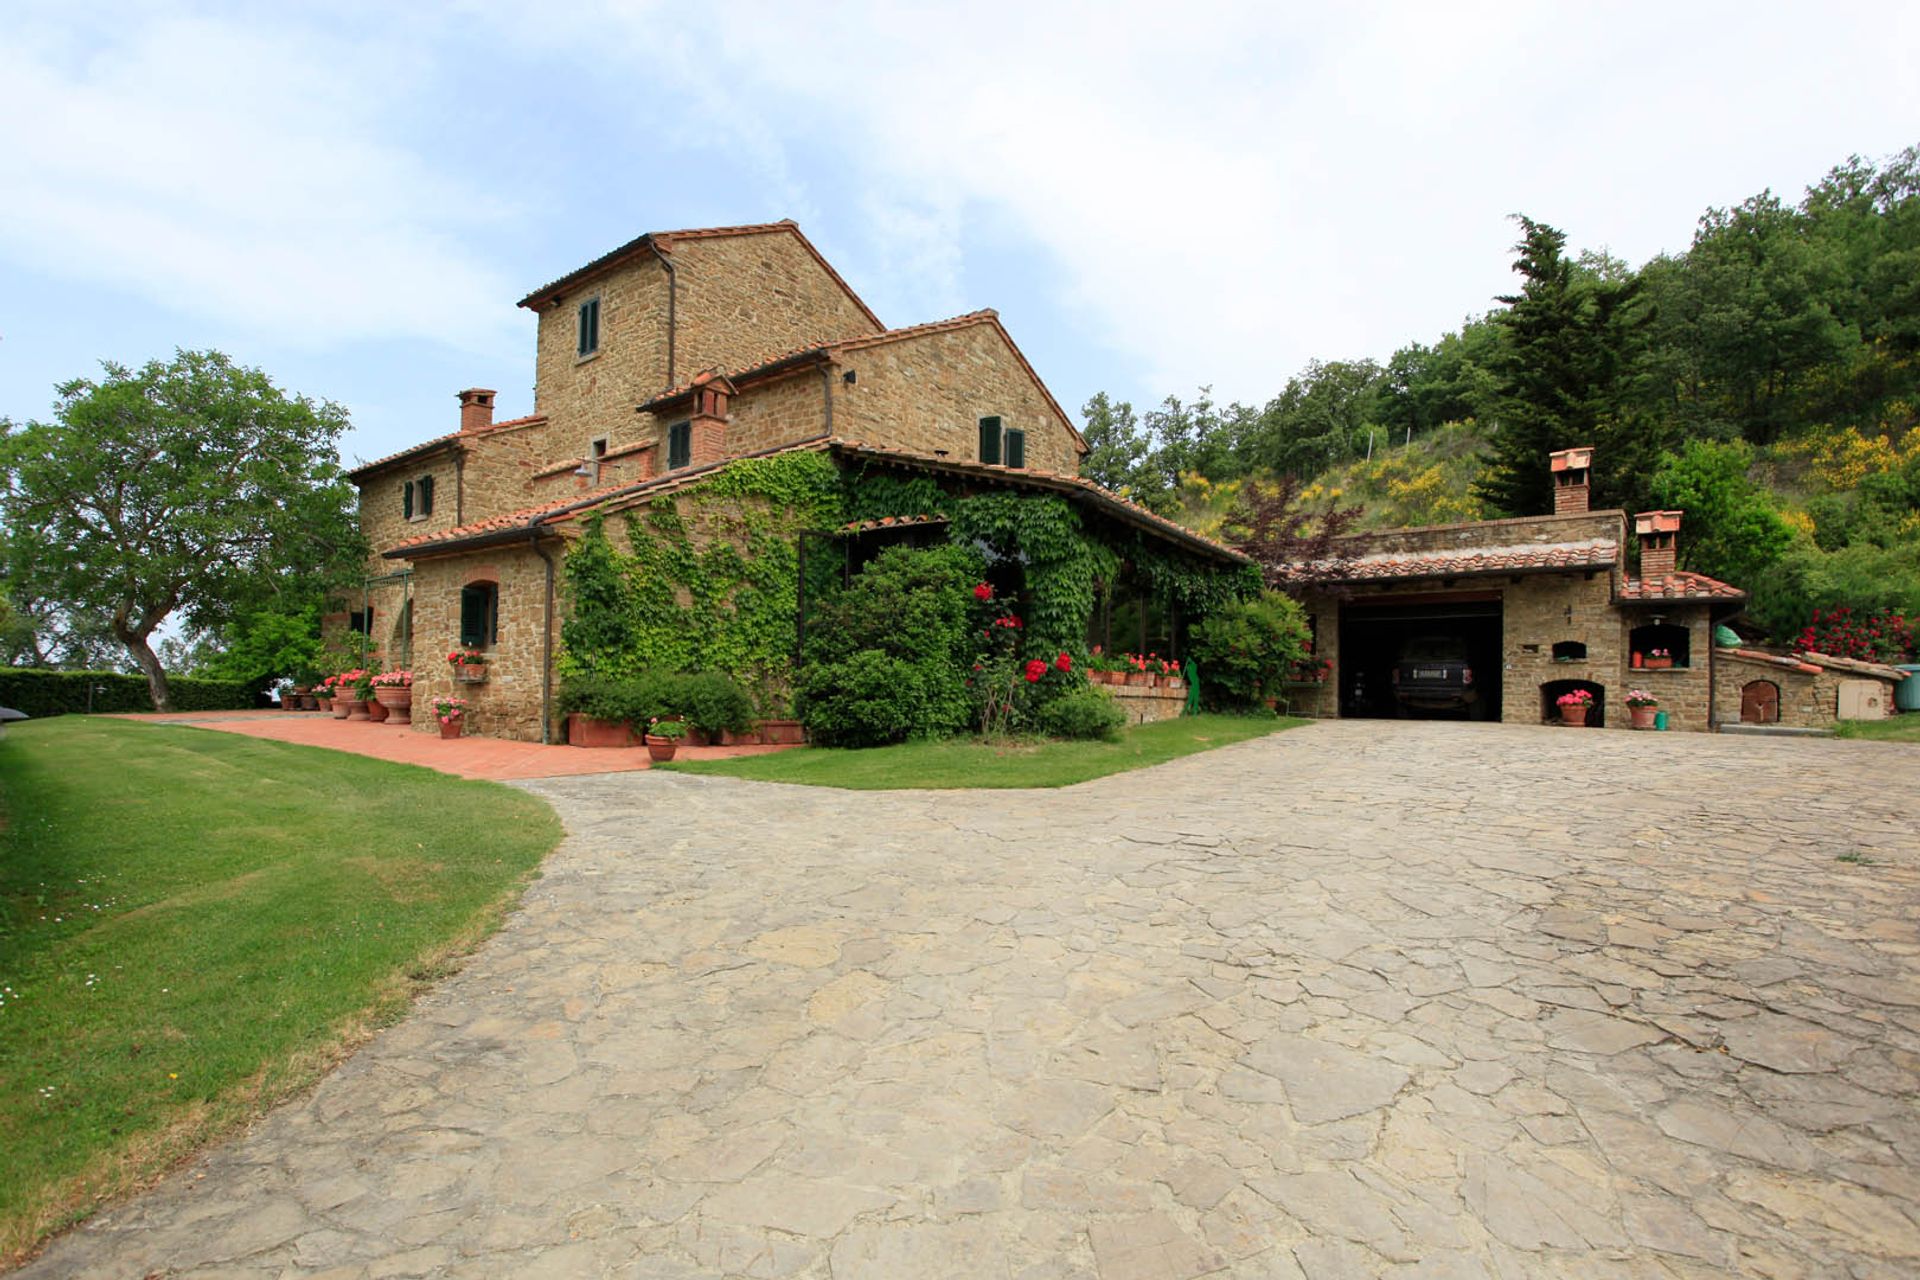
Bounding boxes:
[668,420,692,470]
[978,416,1003,465]
[459,583,498,649]
[577,297,600,356]
[418,474,434,516]
[402,480,414,519]
[1004,428,1026,469]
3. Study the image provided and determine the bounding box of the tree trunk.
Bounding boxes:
[113,623,172,712]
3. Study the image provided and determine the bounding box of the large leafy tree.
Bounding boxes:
[0,350,365,710]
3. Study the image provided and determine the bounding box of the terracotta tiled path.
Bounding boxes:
[23,721,1920,1278]
[112,709,793,781]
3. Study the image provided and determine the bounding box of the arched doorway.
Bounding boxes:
[1741,680,1780,724]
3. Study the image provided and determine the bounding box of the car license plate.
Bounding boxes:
[1414,668,1449,680]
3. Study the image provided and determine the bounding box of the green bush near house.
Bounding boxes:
[1187,591,1312,708]
[1035,686,1128,740]
[797,543,984,747]
[676,671,756,737]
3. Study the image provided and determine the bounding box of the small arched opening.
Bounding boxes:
[1741,680,1781,724]
[1541,678,1605,727]
[1551,640,1587,663]
[1630,621,1690,669]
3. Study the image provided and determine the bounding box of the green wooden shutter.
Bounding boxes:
[419,474,434,515]
[1004,429,1026,469]
[978,416,1002,465]
[459,586,484,648]
[669,421,691,470]
[402,480,413,519]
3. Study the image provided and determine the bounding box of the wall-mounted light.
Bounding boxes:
[842,370,857,385]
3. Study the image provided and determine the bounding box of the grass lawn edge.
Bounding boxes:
[1,720,565,1268]
[658,714,1310,790]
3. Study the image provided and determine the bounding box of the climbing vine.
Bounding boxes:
[559,451,845,711]
[843,465,1256,660]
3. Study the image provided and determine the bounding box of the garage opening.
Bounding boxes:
[1339,594,1502,720]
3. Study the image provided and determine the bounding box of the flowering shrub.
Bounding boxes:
[1797,606,1915,663]
[447,649,487,666]
[432,696,468,723]
[1623,689,1659,708]
[1556,689,1595,707]
[330,669,372,698]
[973,582,994,602]
[1186,591,1311,708]
[1053,652,1073,673]
[1023,658,1047,684]
[371,670,413,688]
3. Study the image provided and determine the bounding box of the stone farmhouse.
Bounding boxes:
[341,221,1246,740]
[1284,447,1903,731]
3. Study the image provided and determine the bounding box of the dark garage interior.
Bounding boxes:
[1339,596,1504,720]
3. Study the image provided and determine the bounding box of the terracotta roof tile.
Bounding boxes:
[1795,650,1904,680]
[1717,647,1824,675]
[1617,571,1746,602]
[840,513,950,534]
[1321,540,1619,584]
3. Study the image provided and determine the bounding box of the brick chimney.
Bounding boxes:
[686,372,734,467]
[1549,446,1594,515]
[457,388,497,434]
[1635,510,1682,580]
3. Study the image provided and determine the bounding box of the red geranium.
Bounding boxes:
[1054,652,1072,672]
[1023,659,1046,683]
[973,582,993,602]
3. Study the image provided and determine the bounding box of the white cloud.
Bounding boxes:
[0,7,518,354]
[542,0,1920,403]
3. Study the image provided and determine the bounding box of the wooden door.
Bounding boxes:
[1740,681,1779,724]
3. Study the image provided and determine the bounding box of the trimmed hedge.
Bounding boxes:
[0,668,259,717]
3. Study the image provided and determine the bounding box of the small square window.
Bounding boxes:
[590,437,609,459]
[668,421,692,470]
[577,297,601,357]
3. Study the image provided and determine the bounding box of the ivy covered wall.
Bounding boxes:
[559,452,1258,711]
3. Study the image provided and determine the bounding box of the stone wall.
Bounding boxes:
[832,323,1083,474]
[1713,652,1832,728]
[527,229,880,456]
[1616,605,1715,731]
[1105,683,1188,726]
[668,232,881,375]
[407,540,569,743]
[357,450,461,572]
[718,369,831,457]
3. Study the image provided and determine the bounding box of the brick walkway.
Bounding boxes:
[112,709,793,781]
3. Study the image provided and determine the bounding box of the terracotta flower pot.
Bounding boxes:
[330,697,352,719]
[644,735,679,762]
[374,687,413,713]
[568,714,633,748]
[683,727,711,747]
[456,663,489,683]
[1644,657,1673,670]
[300,695,319,710]
[1559,704,1590,727]
[439,719,464,739]
[1127,671,1151,687]
[719,727,765,746]
[344,698,371,721]
[759,719,805,745]
[365,698,389,722]
[1629,705,1657,729]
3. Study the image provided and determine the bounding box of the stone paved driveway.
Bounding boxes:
[24,722,1920,1279]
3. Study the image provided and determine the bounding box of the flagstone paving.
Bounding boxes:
[24,721,1920,1278]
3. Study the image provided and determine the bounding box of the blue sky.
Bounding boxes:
[3,1,1916,471]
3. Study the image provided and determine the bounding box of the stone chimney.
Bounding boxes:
[457,388,497,434]
[1635,510,1682,580]
[686,372,734,467]
[1549,446,1594,515]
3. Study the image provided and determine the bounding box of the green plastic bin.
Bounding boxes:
[1895,664,1920,713]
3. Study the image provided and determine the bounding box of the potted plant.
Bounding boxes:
[313,675,334,713]
[449,649,489,683]
[1124,653,1153,687]
[344,668,375,720]
[372,670,413,723]
[433,695,469,739]
[1624,688,1659,730]
[559,673,638,747]
[1644,648,1673,671]
[1556,688,1595,726]
[645,717,686,762]
[329,670,365,719]
[1158,657,1184,691]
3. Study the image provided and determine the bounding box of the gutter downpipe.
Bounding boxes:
[820,361,834,434]
[530,531,558,745]
[646,239,677,390]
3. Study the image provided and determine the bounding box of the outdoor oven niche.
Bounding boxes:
[1540,678,1605,727]
[1630,621,1690,669]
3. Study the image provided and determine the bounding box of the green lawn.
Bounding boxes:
[0,717,562,1263]
[1835,713,1920,742]
[662,713,1306,789]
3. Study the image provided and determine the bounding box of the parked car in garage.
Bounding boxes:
[1392,635,1482,717]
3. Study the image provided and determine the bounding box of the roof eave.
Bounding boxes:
[348,438,462,482]
[1323,561,1615,588]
